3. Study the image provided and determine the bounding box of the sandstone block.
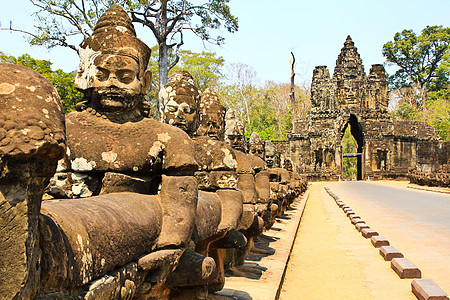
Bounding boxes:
[411,279,449,300]
[237,173,257,204]
[380,245,404,261]
[351,217,365,225]
[361,228,378,238]
[355,222,370,232]
[195,171,239,190]
[348,213,359,219]
[391,258,421,279]
[371,236,390,248]
[215,189,243,231]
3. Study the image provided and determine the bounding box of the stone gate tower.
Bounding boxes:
[289,36,445,180]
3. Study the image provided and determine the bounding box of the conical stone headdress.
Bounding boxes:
[75,5,151,90]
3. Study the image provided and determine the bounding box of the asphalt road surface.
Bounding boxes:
[326,181,450,293]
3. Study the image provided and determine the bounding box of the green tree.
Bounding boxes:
[218,66,311,140]
[341,126,357,180]
[424,89,450,140]
[0,52,82,113]
[171,50,224,91]
[382,26,450,108]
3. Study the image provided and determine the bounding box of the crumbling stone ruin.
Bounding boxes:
[0,5,307,300]
[289,36,449,181]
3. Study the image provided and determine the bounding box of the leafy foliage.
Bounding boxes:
[218,63,310,140]
[0,52,82,113]
[383,26,450,108]
[341,126,357,180]
[385,26,450,141]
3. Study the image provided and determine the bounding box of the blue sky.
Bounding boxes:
[1,0,450,86]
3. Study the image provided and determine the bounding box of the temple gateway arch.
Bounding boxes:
[288,36,447,181]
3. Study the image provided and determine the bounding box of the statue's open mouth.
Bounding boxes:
[172,120,187,130]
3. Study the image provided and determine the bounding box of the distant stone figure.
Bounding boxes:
[196,87,226,140]
[160,71,249,294]
[265,140,278,168]
[248,132,265,159]
[159,70,201,137]
[224,109,246,152]
[0,63,66,300]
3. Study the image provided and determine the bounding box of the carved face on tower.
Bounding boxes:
[224,109,245,151]
[196,88,225,140]
[74,5,152,116]
[264,140,277,168]
[159,71,201,136]
[248,132,264,159]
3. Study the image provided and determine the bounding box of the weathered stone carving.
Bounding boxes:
[196,87,226,140]
[264,140,279,168]
[159,70,201,137]
[248,132,265,159]
[38,5,207,299]
[0,63,65,299]
[224,109,246,152]
[289,36,441,181]
[161,71,248,293]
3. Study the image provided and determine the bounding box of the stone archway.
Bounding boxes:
[288,36,441,181]
[340,114,364,180]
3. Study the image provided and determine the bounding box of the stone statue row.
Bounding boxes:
[409,165,450,188]
[0,5,306,300]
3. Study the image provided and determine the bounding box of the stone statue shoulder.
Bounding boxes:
[192,136,237,171]
[232,149,254,174]
[66,111,198,174]
[249,155,266,172]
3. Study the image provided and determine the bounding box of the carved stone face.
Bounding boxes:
[248,132,264,159]
[164,93,198,133]
[224,109,245,151]
[159,71,200,136]
[225,134,245,151]
[264,141,277,168]
[197,88,225,140]
[197,114,224,140]
[249,144,264,159]
[87,54,150,112]
[74,5,152,119]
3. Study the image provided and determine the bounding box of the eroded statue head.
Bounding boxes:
[264,140,277,168]
[248,132,264,159]
[74,5,152,119]
[224,109,245,151]
[196,88,225,140]
[159,70,201,136]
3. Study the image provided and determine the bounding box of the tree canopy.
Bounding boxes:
[385,25,450,141]
[382,25,450,108]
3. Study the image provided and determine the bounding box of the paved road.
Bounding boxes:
[327,181,450,294]
[280,183,416,300]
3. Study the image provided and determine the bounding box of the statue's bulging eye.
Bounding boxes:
[96,68,109,81]
[167,105,178,112]
[184,106,194,114]
[117,70,136,84]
